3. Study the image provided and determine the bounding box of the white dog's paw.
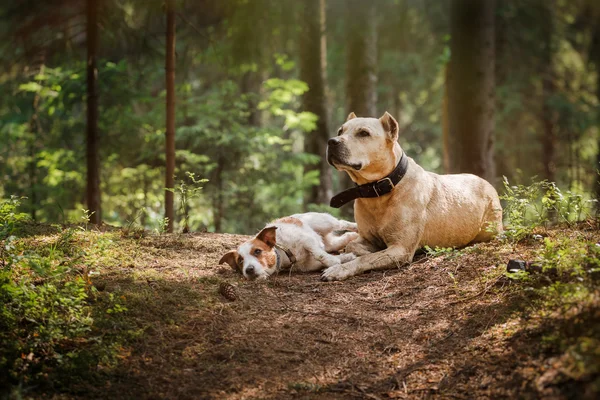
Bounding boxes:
[346,231,360,240]
[321,263,354,281]
[338,252,357,263]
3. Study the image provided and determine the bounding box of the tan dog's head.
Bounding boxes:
[327,112,401,183]
[219,226,279,280]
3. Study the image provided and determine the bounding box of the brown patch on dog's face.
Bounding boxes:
[248,238,277,269]
[274,217,303,227]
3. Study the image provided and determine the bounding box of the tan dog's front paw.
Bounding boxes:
[321,263,354,281]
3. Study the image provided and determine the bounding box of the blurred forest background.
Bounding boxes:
[1,0,599,235]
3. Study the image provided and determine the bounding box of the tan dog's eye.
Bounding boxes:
[357,130,370,137]
[253,249,262,256]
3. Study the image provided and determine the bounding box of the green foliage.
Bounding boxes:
[501,200,600,392]
[500,177,596,242]
[167,172,208,232]
[259,78,317,132]
[0,198,127,390]
[423,245,457,258]
[537,236,600,282]
[531,234,600,389]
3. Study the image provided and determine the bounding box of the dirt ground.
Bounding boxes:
[78,227,599,400]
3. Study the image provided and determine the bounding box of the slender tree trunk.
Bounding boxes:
[345,0,377,117]
[591,22,600,210]
[214,155,225,233]
[86,0,101,224]
[300,0,333,207]
[28,60,45,222]
[448,0,496,184]
[542,72,556,182]
[165,0,176,233]
[241,71,262,127]
[342,0,378,217]
[542,66,558,222]
[141,173,148,228]
[539,3,556,187]
[442,63,451,174]
[596,74,600,210]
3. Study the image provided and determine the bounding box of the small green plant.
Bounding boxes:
[154,217,170,235]
[122,208,146,239]
[447,271,459,290]
[166,172,208,233]
[424,245,455,257]
[80,208,95,231]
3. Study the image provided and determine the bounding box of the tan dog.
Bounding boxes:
[322,112,503,281]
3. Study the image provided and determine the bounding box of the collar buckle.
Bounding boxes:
[374,177,395,197]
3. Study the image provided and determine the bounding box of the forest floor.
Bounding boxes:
[10,222,600,399]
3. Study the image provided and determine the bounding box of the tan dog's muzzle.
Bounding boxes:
[327,138,361,170]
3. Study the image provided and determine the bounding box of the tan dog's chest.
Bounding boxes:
[354,191,415,250]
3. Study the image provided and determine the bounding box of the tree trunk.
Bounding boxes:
[300,0,333,207]
[28,60,45,222]
[86,0,101,224]
[214,155,225,233]
[591,22,600,213]
[165,0,176,233]
[538,2,556,187]
[447,0,496,184]
[241,71,262,127]
[345,0,377,118]
[442,63,451,174]
[541,64,556,183]
[342,0,378,217]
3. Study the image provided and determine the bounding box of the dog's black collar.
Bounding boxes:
[274,243,296,270]
[329,152,409,208]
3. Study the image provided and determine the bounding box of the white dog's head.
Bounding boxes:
[219,226,279,280]
[327,111,400,183]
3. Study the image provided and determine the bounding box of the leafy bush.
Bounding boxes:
[537,236,600,281]
[499,180,600,394]
[500,177,596,242]
[0,197,127,392]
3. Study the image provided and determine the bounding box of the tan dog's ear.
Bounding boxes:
[219,250,242,273]
[256,226,277,248]
[346,112,357,121]
[380,111,399,141]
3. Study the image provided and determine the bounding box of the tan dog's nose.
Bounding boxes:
[328,137,341,147]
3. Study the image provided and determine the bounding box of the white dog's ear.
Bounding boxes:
[219,250,242,273]
[346,112,357,121]
[256,226,277,247]
[380,111,399,141]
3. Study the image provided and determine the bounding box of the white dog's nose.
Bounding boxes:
[245,265,256,276]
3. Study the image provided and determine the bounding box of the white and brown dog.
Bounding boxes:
[219,213,358,280]
[322,112,503,281]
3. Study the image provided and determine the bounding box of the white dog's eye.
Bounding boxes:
[357,130,370,137]
[337,127,343,136]
[253,249,262,256]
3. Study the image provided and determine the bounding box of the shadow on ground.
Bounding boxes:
[49,230,599,400]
